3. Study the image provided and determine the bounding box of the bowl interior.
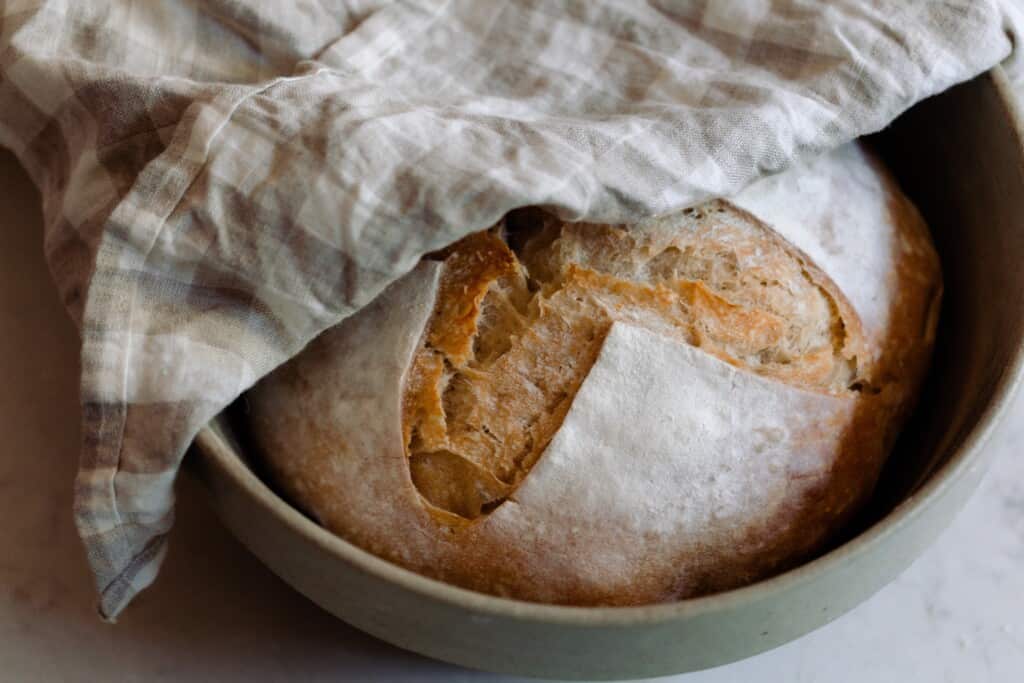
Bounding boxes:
[853,76,1024,530]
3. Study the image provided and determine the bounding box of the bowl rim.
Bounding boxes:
[193,65,1024,628]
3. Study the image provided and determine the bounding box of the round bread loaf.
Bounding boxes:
[246,143,941,605]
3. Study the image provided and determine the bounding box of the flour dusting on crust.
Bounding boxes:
[247,142,940,605]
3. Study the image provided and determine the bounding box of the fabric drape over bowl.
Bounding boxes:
[193,69,1024,678]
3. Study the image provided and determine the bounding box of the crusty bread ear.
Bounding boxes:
[401,197,871,521]
[247,141,940,605]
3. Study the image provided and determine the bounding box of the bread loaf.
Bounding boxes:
[246,142,941,604]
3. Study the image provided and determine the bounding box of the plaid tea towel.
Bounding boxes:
[0,0,1020,619]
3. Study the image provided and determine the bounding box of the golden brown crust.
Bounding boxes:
[247,145,941,606]
[399,201,880,522]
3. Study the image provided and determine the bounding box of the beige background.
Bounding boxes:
[1,146,1022,682]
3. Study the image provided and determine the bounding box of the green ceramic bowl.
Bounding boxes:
[191,67,1024,680]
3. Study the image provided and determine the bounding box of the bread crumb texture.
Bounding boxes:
[405,202,866,520]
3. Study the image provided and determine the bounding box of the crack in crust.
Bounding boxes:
[403,202,868,520]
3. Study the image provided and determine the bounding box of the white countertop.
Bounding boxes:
[1,146,1022,682]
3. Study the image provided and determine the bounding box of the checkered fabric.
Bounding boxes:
[0,0,1020,620]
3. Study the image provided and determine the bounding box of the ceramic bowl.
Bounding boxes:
[191,67,1024,680]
